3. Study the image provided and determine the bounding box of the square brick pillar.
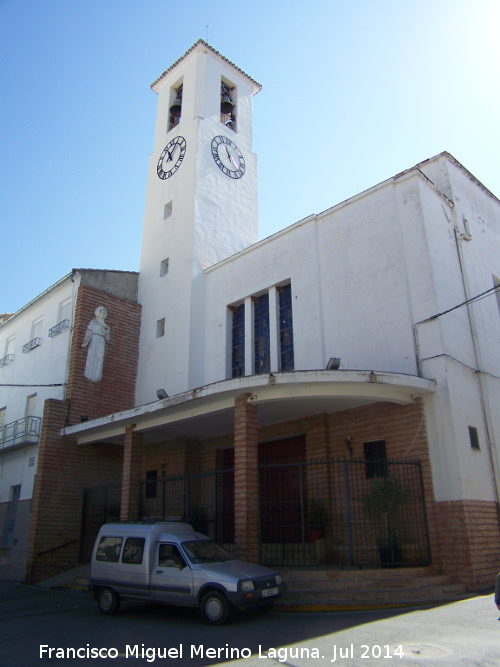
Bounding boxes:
[234,394,259,563]
[121,425,143,520]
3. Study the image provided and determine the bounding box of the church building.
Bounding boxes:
[1,41,500,594]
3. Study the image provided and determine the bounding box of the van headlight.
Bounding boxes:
[239,579,255,592]
[275,575,283,585]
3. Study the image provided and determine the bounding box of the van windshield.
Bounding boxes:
[181,540,233,564]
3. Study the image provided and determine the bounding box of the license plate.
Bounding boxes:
[261,587,279,598]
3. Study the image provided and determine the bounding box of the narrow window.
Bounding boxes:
[168,83,182,131]
[279,283,294,371]
[364,440,388,478]
[220,80,236,132]
[156,318,165,338]
[469,426,480,450]
[254,294,270,374]
[164,201,173,219]
[160,258,169,277]
[59,298,71,324]
[26,394,37,417]
[231,304,245,378]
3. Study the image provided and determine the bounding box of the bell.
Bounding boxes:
[220,93,234,114]
[169,99,182,117]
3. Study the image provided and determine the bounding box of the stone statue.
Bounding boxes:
[82,306,110,383]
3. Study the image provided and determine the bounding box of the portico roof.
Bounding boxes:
[62,370,435,446]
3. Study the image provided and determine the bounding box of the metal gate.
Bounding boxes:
[139,459,431,569]
[79,485,121,562]
[259,458,431,568]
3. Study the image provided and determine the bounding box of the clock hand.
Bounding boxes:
[225,146,238,168]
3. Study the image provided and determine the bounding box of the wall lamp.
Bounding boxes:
[326,357,341,370]
[156,389,168,400]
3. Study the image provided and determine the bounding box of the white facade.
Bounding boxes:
[136,42,260,404]
[0,273,77,506]
[132,43,500,509]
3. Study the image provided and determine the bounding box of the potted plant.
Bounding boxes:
[362,475,407,566]
[307,498,327,542]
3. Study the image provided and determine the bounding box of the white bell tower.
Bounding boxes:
[136,41,261,404]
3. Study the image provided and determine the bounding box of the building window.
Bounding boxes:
[469,426,480,450]
[160,258,169,277]
[279,283,294,371]
[254,293,270,374]
[164,201,173,219]
[145,470,158,499]
[26,394,37,417]
[156,318,165,338]
[220,80,236,132]
[364,440,388,478]
[231,304,245,378]
[168,83,182,131]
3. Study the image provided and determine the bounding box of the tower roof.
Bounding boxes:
[151,40,262,95]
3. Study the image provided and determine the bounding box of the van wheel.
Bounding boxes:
[200,590,230,624]
[97,587,120,615]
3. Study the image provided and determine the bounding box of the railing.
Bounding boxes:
[0,415,42,449]
[49,319,70,338]
[22,337,41,353]
[0,354,13,367]
[139,458,431,569]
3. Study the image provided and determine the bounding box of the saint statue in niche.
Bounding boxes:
[82,306,110,383]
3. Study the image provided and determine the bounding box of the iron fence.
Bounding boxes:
[139,458,431,569]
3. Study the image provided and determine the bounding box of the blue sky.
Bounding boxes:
[1,0,499,314]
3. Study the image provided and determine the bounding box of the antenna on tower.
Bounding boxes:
[206,25,209,42]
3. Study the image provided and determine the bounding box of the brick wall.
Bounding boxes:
[26,399,123,583]
[26,283,142,583]
[66,285,141,425]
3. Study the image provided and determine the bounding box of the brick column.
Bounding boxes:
[234,394,259,562]
[121,425,143,520]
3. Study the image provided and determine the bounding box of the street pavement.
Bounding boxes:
[0,581,498,666]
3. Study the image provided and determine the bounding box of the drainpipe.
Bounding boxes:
[451,210,500,524]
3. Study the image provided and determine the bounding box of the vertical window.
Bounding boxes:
[5,335,15,357]
[220,80,236,132]
[231,304,245,378]
[0,407,5,429]
[254,294,270,374]
[156,318,165,338]
[32,318,43,341]
[168,83,182,131]
[59,298,71,325]
[469,426,480,450]
[164,201,173,219]
[279,284,294,371]
[160,258,169,277]
[364,440,388,478]
[26,394,37,417]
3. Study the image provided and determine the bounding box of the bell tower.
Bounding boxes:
[136,41,261,404]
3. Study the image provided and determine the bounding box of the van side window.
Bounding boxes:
[122,538,145,564]
[96,536,123,562]
[158,543,186,568]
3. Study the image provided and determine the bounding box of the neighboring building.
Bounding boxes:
[2,41,499,592]
[0,270,140,580]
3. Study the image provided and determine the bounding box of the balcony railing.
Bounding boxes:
[0,354,14,367]
[49,319,70,338]
[22,337,42,354]
[0,415,42,450]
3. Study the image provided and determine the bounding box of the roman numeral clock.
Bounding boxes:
[211,135,246,179]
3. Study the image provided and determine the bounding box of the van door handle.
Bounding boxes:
[156,569,164,574]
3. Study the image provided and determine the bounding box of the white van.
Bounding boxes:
[90,521,285,624]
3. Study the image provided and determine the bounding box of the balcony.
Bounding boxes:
[49,319,70,338]
[23,338,42,354]
[0,354,14,368]
[0,416,42,450]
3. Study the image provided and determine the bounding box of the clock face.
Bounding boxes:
[211,135,246,179]
[157,136,186,180]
